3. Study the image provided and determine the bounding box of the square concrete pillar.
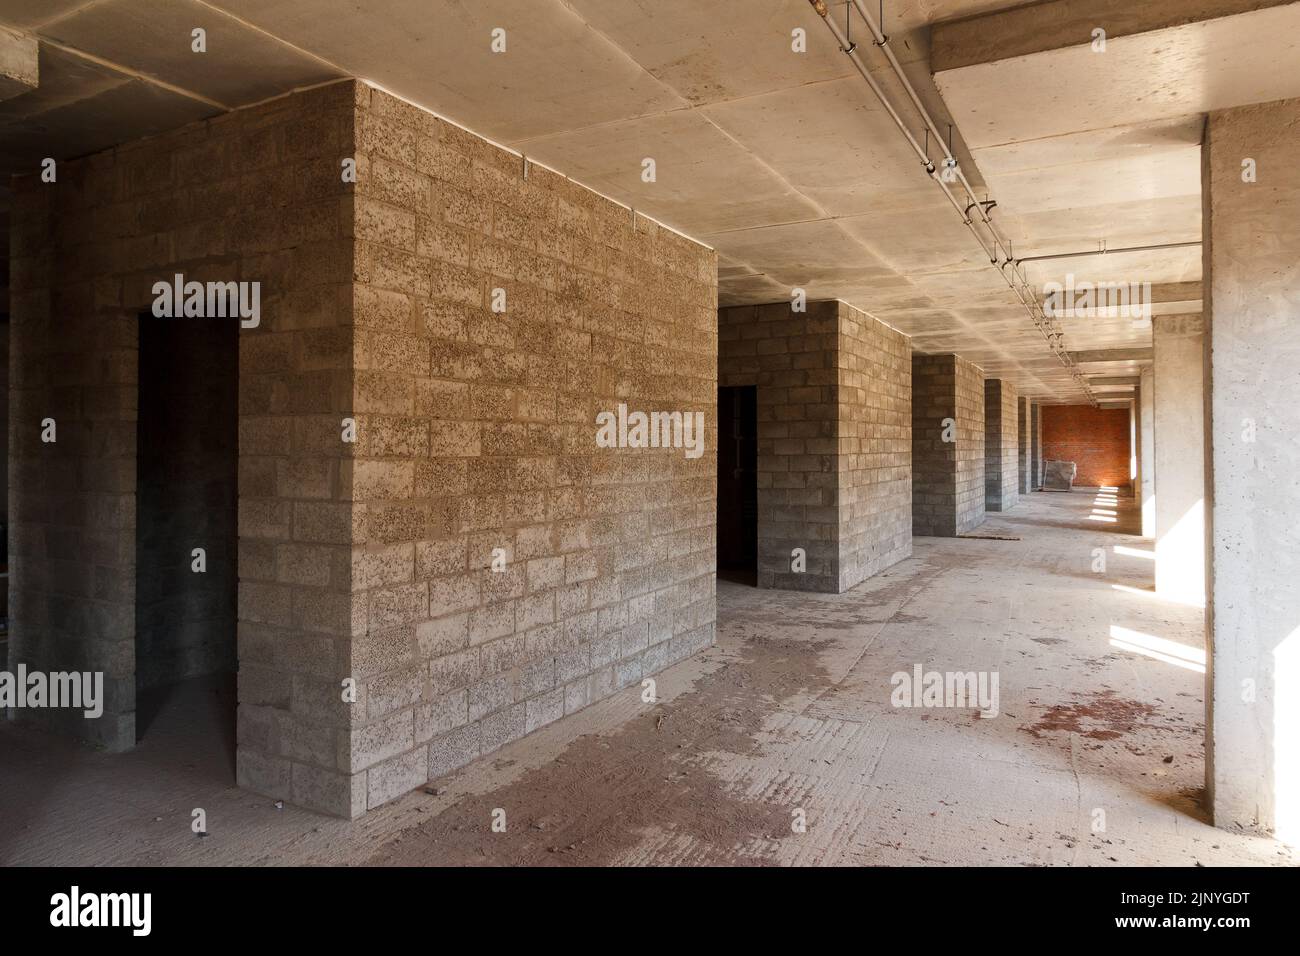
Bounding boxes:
[1139,367,1156,537]
[1030,401,1043,490]
[719,300,911,592]
[912,354,985,536]
[984,379,1019,511]
[1017,396,1030,495]
[1203,96,1300,840]
[1152,314,1205,604]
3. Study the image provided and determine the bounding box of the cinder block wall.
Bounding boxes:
[836,302,911,591]
[8,83,357,767]
[347,85,718,811]
[719,301,839,591]
[8,80,718,817]
[984,378,1019,511]
[718,300,911,593]
[912,353,986,536]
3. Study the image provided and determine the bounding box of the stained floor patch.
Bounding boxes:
[365,634,836,866]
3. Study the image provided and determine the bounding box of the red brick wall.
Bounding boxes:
[1041,405,1132,488]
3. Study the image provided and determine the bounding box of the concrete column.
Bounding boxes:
[1030,401,1042,490]
[984,379,1019,511]
[1139,366,1156,536]
[1204,97,1300,840]
[1017,396,1030,494]
[1152,314,1205,604]
[912,354,985,536]
[1129,398,1138,494]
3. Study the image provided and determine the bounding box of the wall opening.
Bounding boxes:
[717,385,757,585]
[134,311,239,759]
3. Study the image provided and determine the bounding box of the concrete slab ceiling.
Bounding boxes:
[39,0,340,108]
[0,0,1292,399]
[0,22,37,100]
[933,0,1300,394]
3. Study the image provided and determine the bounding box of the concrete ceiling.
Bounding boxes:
[933,0,1300,396]
[2,0,1298,400]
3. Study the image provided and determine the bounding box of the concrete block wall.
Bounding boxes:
[912,353,985,536]
[718,300,910,593]
[983,378,1019,512]
[719,301,840,591]
[835,302,911,591]
[7,83,358,768]
[348,85,718,812]
[8,79,719,817]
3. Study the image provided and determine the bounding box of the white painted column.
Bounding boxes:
[1204,98,1300,840]
[1139,366,1156,537]
[1153,314,1205,604]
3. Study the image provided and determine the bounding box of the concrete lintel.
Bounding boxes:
[932,0,1293,72]
[1068,348,1154,364]
[0,25,38,102]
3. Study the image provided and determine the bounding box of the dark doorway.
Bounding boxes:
[134,311,238,759]
[717,385,758,585]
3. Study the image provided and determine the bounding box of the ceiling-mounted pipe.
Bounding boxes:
[804,0,1096,404]
[1015,239,1202,265]
[802,1,1004,266]
[847,0,1009,256]
[808,1,934,177]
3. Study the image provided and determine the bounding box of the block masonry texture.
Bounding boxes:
[718,300,910,593]
[8,82,358,767]
[7,79,719,818]
[911,353,985,536]
[349,83,718,813]
[984,379,1019,511]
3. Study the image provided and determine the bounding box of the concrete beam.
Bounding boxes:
[0,25,38,102]
[1149,282,1205,316]
[932,0,1292,71]
[1068,348,1154,364]
[1089,376,1141,385]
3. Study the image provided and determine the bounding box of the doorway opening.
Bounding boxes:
[717,385,758,585]
[134,311,238,766]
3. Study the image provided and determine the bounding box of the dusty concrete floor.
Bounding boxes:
[1,489,1293,866]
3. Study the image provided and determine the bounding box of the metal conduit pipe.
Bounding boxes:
[804,1,994,262]
[1014,239,1202,265]
[846,0,1006,252]
[805,0,1096,403]
[805,3,1006,271]
[841,0,1094,393]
